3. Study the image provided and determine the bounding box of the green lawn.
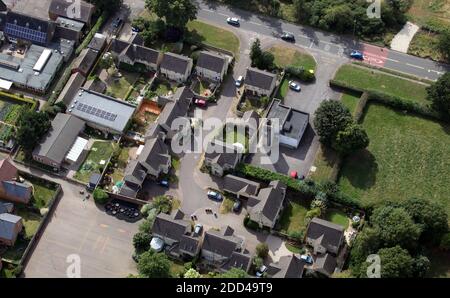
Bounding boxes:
[74,141,116,183]
[276,77,289,99]
[111,147,130,184]
[334,64,429,106]
[309,146,339,183]
[268,45,316,70]
[16,208,41,239]
[187,20,240,55]
[146,79,176,99]
[338,103,450,216]
[279,200,309,234]
[325,209,349,230]
[28,178,57,209]
[340,91,362,117]
[285,243,303,254]
[106,71,139,99]
[170,260,186,278]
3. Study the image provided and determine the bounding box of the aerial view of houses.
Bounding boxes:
[0,0,449,284]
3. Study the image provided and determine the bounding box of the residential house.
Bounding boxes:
[120,136,171,198]
[305,218,345,255]
[49,0,95,26]
[88,33,107,52]
[222,174,260,199]
[160,52,193,83]
[0,213,23,246]
[195,51,229,82]
[67,88,136,135]
[0,158,32,204]
[265,99,309,149]
[145,86,193,141]
[203,140,244,177]
[56,72,86,106]
[3,11,56,46]
[152,210,200,260]
[244,67,277,97]
[71,48,98,77]
[267,254,306,278]
[54,17,84,43]
[33,113,85,169]
[201,226,251,272]
[314,253,338,277]
[247,180,287,229]
[110,38,161,72]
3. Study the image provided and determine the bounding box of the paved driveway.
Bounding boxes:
[23,175,139,278]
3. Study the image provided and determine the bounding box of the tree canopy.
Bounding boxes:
[250,39,274,70]
[137,251,171,278]
[332,124,369,154]
[87,0,122,14]
[16,110,51,152]
[360,246,414,278]
[427,72,450,120]
[438,29,450,61]
[313,100,353,146]
[145,0,197,30]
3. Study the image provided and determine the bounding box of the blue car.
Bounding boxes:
[350,50,364,60]
[207,190,223,201]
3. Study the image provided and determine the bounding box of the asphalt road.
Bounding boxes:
[196,0,450,81]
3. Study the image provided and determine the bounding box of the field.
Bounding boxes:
[268,45,316,70]
[309,146,339,183]
[74,141,116,183]
[407,0,450,27]
[338,103,450,216]
[334,64,429,106]
[187,21,240,55]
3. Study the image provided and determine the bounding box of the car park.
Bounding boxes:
[288,81,301,92]
[350,50,364,60]
[235,75,243,87]
[194,98,207,108]
[281,32,295,42]
[226,17,240,26]
[207,190,223,201]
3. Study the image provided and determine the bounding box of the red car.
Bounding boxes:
[194,98,207,108]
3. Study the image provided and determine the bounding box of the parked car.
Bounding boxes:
[288,81,301,92]
[131,26,141,33]
[194,98,207,108]
[207,190,223,201]
[226,17,240,26]
[159,180,169,188]
[281,32,295,42]
[150,237,164,252]
[112,17,123,28]
[194,223,203,236]
[350,50,364,60]
[232,200,242,212]
[256,265,268,277]
[235,75,244,87]
[300,255,313,264]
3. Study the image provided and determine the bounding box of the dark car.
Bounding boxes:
[112,17,123,29]
[281,32,295,42]
[226,17,240,26]
[207,190,223,201]
[232,200,242,212]
[194,98,207,108]
[131,27,141,33]
[159,180,169,188]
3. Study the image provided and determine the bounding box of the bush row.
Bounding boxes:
[285,66,315,82]
[75,12,109,56]
[0,91,38,111]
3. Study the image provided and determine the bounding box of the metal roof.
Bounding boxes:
[65,136,88,162]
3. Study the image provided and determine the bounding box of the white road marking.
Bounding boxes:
[429,69,443,75]
[309,42,314,48]
[249,21,262,26]
[406,63,425,69]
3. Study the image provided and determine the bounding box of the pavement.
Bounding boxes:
[390,22,420,53]
[195,0,450,81]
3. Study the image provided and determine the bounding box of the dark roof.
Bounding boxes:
[89,173,101,186]
[267,255,306,278]
[118,182,140,198]
[55,23,81,41]
[110,38,130,56]
[72,48,98,74]
[179,235,200,255]
[124,44,159,65]
[88,33,107,51]
[138,137,170,174]
[0,158,17,182]
[201,226,243,258]
[33,113,85,164]
[123,160,147,187]
[0,1,7,12]
[204,140,243,168]
[222,252,252,272]
[129,33,144,46]
[315,253,337,276]
[248,180,286,224]
[152,212,190,242]
[57,72,86,105]
[196,51,227,73]
[223,174,260,197]
[83,78,106,94]
[49,0,95,24]
[306,218,345,250]
[266,99,309,142]
[245,67,277,91]
[4,11,55,45]
[160,52,192,74]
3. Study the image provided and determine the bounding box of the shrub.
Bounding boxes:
[255,243,269,259]
[93,189,109,204]
[288,230,304,242]
[133,231,151,252]
[252,256,264,269]
[440,233,450,251]
[305,207,322,223]
[313,100,353,146]
[285,66,315,82]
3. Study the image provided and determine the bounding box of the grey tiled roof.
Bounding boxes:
[223,174,260,197]
[245,67,277,90]
[201,226,243,258]
[57,72,86,106]
[138,137,170,174]
[204,140,242,168]
[196,51,226,73]
[315,253,337,276]
[88,33,107,51]
[49,0,95,24]
[124,44,159,65]
[123,160,147,187]
[306,218,345,251]
[222,252,252,272]
[72,48,98,74]
[179,235,200,255]
[33,113,85,165]
[160,52,192,74]
[248,180,286,225]
[266,99,309,142]
[152,212,190,242]
[267,255,306,278]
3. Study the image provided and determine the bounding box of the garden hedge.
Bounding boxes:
[285,66,315,82]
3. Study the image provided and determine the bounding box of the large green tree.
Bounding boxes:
[137,251,171,278]
[400,197,448,244]
[427,72,450,119]
[360,246,414,278]
[16,110,51,152]
[371,205,421,249]
[313,100,353,146]
[437,29,450,60]
[145,0,197,30]
[349,227,381,277]
[87,0,122,14]
[332,124,369,154]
